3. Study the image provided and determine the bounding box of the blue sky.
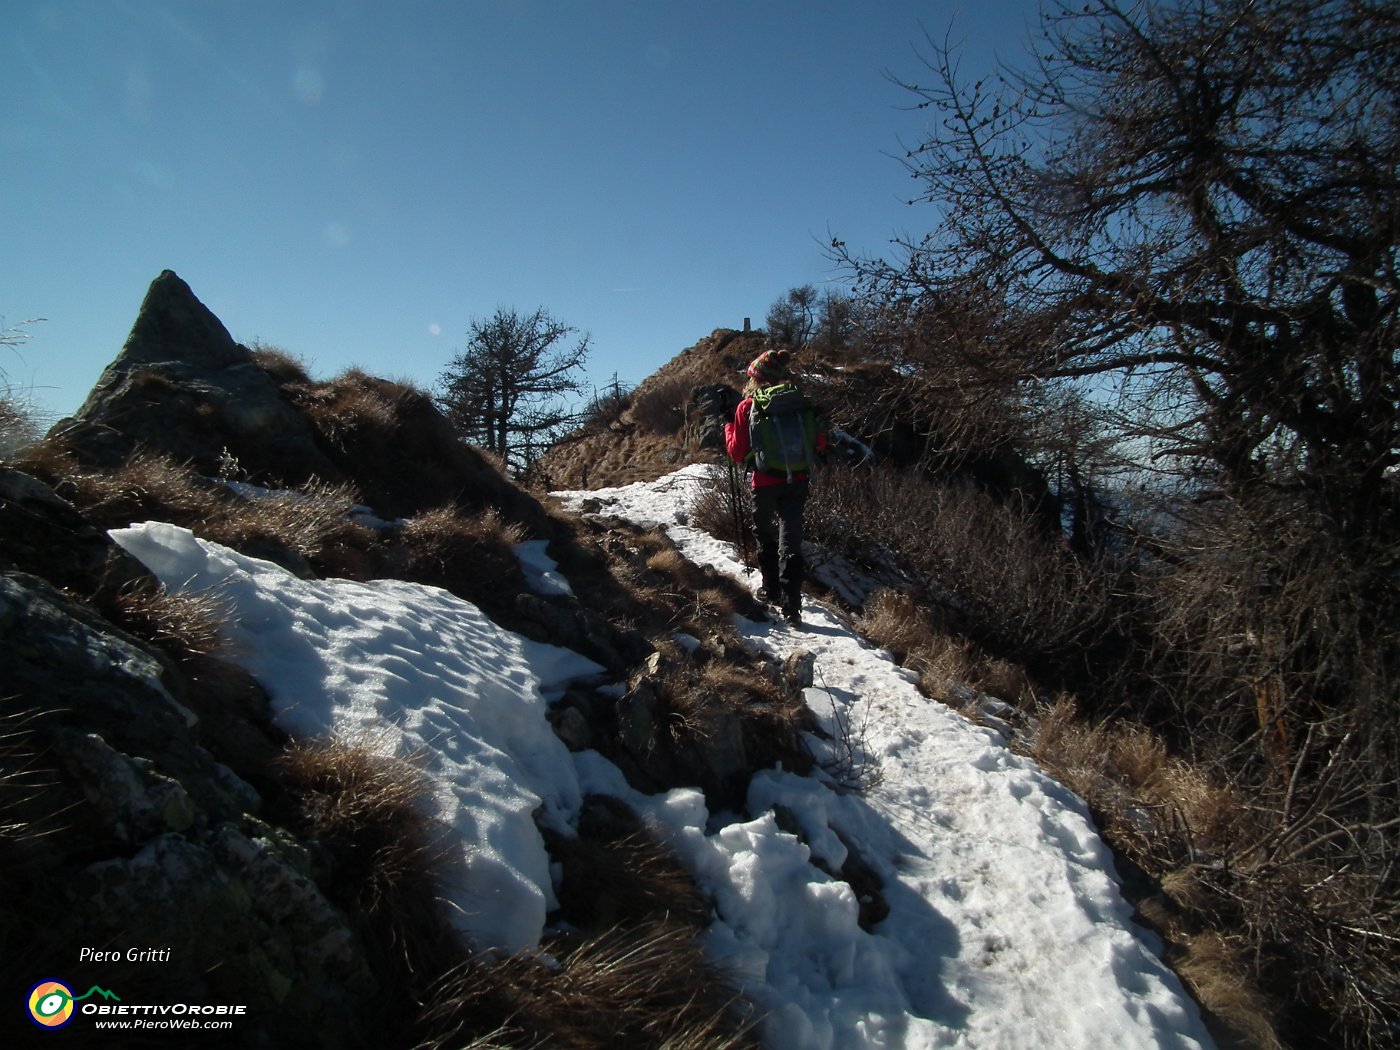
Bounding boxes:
[3,0,1042,423]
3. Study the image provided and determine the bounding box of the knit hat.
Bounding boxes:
[746,348,792,382]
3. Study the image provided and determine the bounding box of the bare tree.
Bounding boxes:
[833,3,1400,1041]
[765,285,819,349]
[840,0,1400,546]
[436,307,590,472]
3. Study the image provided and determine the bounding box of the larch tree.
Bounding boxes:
[436,307,590,473]
[835,2,1400,1040]
[840,0,1399,546]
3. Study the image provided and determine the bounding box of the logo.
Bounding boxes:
[27,981,120,1029]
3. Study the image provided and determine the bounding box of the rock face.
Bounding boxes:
[50,270,342,483]
[0,562,375,1047]
[0,465,148,594]
[685,383,742,453]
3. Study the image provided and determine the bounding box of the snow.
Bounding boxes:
[109,463,1217,1050]
[515,538,575,598]
[109,521,596,954]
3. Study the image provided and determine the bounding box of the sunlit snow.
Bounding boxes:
[111,463,1215,1050]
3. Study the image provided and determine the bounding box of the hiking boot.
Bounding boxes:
[782,601,802,625]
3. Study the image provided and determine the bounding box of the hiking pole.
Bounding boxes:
[727,460,752,571]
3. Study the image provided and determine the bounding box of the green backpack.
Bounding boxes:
[747,384,818,479]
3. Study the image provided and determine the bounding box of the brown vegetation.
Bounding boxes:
[418,922,759,1050]
[275,737,459,1029]
[680,438,1396,1049]
[1,352,817,1048]
[109,577,228,662]
[392,505,527,619]
[535,328,766,490]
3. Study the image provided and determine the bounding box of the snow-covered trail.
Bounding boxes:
[109,462,1217,1050]
[557,464,1215,1049]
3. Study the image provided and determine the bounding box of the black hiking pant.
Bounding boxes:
[752,478,808,611]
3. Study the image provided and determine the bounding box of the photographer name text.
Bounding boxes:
[79,947,173,963]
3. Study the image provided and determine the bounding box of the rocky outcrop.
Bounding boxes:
[549,646,817,811]
[49,270,342,483]
[0,465,148,595]
[684,383,741,453]
[534,329,768,489]
[44,270,560,527]
[0,568,376,1047]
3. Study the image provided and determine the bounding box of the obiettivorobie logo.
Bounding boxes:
[25,977,247,1032]
[27,980,120,1029]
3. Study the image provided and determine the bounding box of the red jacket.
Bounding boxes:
[724,395,826,488]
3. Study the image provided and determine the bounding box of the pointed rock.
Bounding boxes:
[49,270,340,483]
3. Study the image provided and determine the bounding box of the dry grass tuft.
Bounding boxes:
[0,705,75,850]
[5,433,77,479]
[0,394,40,459]
[551,795,711,933]
[277,736,444,909]
[1030,696,1247,857]
[42,449,223,528]
[304,366,406,440]
[249,341,313,386]
[691,658,813,778]
[696,585,736,618]
[14,442,382,580]
[630,375,693,436]
[275,736,461,1011]
[855,590,940,662]
[417,921,760,1050]
[204,477,377,572]
[606,523,757,637]
[394,505,526,613]
[856,589,1036,706]
[109,578,227,662]
[1176,933,1286,1050]
[645,546,690,580]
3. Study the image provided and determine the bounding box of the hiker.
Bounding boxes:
[724,347,826,624]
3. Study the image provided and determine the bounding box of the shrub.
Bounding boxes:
[806,464,1116,682]
[577,376,633,433]
[1025,685,1400,1049]
[1114,494,1400,1047]
[689,465,750,549]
